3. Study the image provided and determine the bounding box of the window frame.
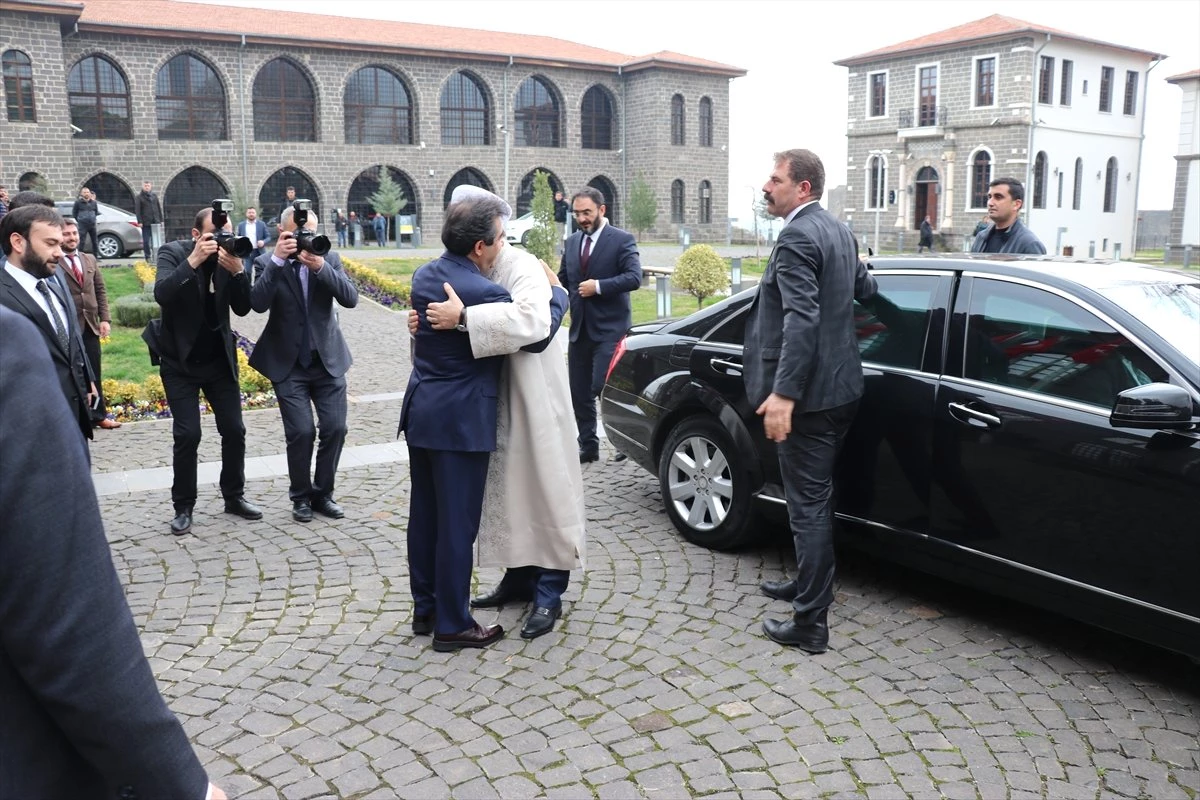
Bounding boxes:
[867,70,888,118]
[698,96,713,147]
[3,49,36,122]
[1123,70,1139,116]
[969,149,993,210]
[854,272,943,373]
[155,52,227,141]
[1098,66,1114,113]
[252,57,316,143]
[1038,56,1055,105]
[670,179,685,223]
[1059,59,1073,106]
[1072,158,1083,211]
[866,154,887,211]
[580,85,614,151]
[344,65,414,146]
[915,62,940,127]
[972,55,997,109]
[67,54,132,140]
[513,75,560,148]
[440,71,490,146]
[1032,152,1048,210]
[670,94,685,146]
[1103,157,1118,213]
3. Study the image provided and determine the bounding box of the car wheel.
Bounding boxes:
[658,416,756,550]
[520,230,531,247]
[96,233,123,259]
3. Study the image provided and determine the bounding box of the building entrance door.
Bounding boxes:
[914,166,939,229]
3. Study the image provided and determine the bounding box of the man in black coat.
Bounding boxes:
[144,205,262,535]
[134,180,163,260]
[71,186,99,257]
[745,149,877,654]
[918,215,934,253]
[251,204,358,522]
[0,306,226,800]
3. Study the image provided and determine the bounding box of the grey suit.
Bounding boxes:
[744,202,877,620]
[251,249,358,503]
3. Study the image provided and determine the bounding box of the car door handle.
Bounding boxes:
[710,358,743,375]
[948,402,1001,429]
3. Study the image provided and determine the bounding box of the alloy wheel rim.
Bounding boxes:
[666,435,734,531]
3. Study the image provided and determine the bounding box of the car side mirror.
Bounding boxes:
[1110,383,1197,431]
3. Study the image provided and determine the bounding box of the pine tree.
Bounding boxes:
[525,171,557,264]
[369,169,408,218]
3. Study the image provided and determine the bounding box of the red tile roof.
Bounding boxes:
[72,0,745,76]
[1166,68,1200,83]
[835,14,1165,65]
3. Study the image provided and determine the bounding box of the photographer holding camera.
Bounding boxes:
[145,202,263,536]
[251,200,357,523]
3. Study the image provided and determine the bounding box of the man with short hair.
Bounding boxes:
[72,187,99,257]
[280,186,297,223]
[144,206,262,536]
[373,211,387,247]
[400,196,513,652]
[134,180,163,260]
[60,217,120,430]
[558,187,642,463]
[748,149,877,654]
[252,204,357,523]
[918,215,934,253]
[971,178,1046,254]
[238,206,268,275]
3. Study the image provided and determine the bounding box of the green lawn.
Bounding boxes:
[99,265,142,298]
[350,257,429,278]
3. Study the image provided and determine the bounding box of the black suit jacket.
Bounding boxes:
[558,222,641,343]
[743,203,878,413]
[0,265,93,439]
[146,239,251,378]
[0,308,209,799]
[249,249,358,382]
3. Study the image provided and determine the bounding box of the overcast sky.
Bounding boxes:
[209,0,1199,224]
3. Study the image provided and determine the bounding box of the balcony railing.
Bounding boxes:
[898,106,949,129]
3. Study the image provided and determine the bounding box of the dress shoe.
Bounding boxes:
[170,509,192,536]
[311,495,344,519]
[411,614,434,636]
[223,496,263,520]
[579,450,600,464]
[760,578,798,602]
[292,500,313,523]
[432,623,504,652]
[471,583,533,609]
[96,418,122,430]
[520,605,561,639]
[762,609,830,654]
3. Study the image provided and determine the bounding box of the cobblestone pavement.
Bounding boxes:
[93,296,1199,799]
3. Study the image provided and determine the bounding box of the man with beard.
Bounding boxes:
[0,205,94,441]
[970,178,1046,255]
[60,217,120,429]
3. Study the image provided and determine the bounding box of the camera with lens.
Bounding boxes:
[209,199,252,258]
[291,199,331,257]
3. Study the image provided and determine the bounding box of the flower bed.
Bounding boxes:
[343,257,410,308]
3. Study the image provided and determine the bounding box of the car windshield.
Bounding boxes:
[1098,279,1200,369]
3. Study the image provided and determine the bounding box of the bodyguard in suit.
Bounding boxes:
[252,203,358,523]
[557,187,642,462]
[0,307,227,800]
[238,206,269,275]
[145,205,262,536]
[399,196,512,652]
[0,205,95,442]
[745,149,877,654]
[60,217,121,429]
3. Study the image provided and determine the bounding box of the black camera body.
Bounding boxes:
[210,199,252,258]
[291,199,331,257]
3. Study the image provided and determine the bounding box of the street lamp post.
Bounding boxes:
[868,149,892,255]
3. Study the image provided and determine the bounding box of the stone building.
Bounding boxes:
[835,15,1164,256]
[1,0,743,247]
[1166,69,1199,263]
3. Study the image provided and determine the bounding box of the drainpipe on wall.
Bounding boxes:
[1130,57,1163,258]
[1026,33,1051,233]
[503,56,512,204]
[239,35,249,202]
[619,65,627,224]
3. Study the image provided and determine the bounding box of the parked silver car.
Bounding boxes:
[55,200,144,259]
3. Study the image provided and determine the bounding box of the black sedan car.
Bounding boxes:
[601,256,1200,658]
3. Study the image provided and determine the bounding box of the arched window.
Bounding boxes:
[3,50,36,122]
[253,58,315,142]
[698,97,713,147]
[1032,151,1048,209]
[588,175,619,226]
[670,179,685,223]
[347,166,418,233]
[867,155,886,209]
[1103,157,1118,213]
[970,151,992,209]
[580,85,614,150]
[443,167,493,208]
[698,180,712,224]
[84,172,134,214]
[162,166,228,242]
[345,66,413,145]
[670,94,685,146]
[514,76,559,148]
[67,55,131,139]
[516,169,563,217]
[259,166,321,225]
[1072,157,1083,211]
[441,72,489,146]
[18,171,46,193]
[156,53,226,140]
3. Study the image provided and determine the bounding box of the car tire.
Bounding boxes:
[658,416,756,550]
[520,230,530,247]
[96,233,124,259]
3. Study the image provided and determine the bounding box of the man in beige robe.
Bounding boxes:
[416,186,585,640]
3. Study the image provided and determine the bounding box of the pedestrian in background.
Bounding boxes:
[335,209,348,248]
[134,180,162,261]
[72,187,99,257]
[918,215,934,253]
[373,211,387,247]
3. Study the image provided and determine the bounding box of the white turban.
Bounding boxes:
[449,184,512,222]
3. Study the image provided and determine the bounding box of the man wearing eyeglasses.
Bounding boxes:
[971,178,1046,255]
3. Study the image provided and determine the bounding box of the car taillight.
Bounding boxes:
[604,336,627,383]
[129,221,142,228]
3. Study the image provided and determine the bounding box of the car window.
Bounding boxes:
[966,279,1166,407]
[854,274,939,370]
[705,306,748,345]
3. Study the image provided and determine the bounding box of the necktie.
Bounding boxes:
[36,279,70,352]
[293,263,312,368]
[70,255,83,284]
[580,235,592,277]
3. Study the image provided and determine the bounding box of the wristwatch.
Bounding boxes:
[455,308,468,332]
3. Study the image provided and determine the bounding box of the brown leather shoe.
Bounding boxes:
[432,623,504,652]
[97,418,121,429]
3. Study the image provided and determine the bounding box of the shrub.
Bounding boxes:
[113,291,160,327]
[343,257,410,307]
[141,374,166,402]
[525,170,557,265]
[674,244,730,308]
[237,349,273,393]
